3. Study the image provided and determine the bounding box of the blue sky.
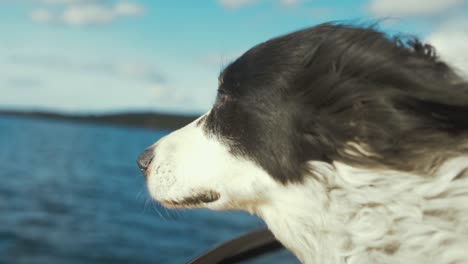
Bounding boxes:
[1,0,467,114]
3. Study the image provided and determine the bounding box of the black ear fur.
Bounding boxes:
[396,96,468,135]
[294,24,468,172]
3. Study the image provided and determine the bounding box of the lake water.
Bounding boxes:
[0,116,299,264]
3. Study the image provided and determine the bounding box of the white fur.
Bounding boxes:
[146,112,278,212]
[258,159,468,264]
[146,113,468,264]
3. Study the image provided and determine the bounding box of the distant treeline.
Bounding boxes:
[0,110,199,130]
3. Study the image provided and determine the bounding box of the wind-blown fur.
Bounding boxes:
[140,23,468,264]
[258,158,468,263]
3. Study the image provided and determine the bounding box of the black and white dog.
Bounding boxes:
[137,23,468,264]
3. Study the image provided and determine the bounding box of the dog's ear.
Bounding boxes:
[395,91,468,135]
[297,80,468,173]
[298,116,342,164]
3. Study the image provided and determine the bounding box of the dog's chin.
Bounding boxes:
[158,190,221,209]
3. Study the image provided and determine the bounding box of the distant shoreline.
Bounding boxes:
[0,110,199,130]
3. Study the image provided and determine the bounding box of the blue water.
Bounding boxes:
[0,116,299,264]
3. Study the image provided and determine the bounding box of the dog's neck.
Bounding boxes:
[255,165,344,264]
[254,158,468,264]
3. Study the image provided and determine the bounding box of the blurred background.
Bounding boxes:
[1,0,467,263]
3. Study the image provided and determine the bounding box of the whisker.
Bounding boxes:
[150,199,168,220]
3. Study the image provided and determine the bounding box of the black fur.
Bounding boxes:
[202,23,468,184]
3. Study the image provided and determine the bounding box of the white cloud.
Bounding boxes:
[31,1,144,26]
[218,0,259,10]
[426,18,468,78]
[365,0,468,77]
[63,4,114,25]
[114,1,144,16]
[279,0,301,7]
[9,54,166,84]
[38,0,99,4]
[218,0,304,10]
[368,0,466,18]
[1,52,180,112]
[31,8,53,23]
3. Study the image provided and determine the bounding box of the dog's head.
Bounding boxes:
[138,23,468,211]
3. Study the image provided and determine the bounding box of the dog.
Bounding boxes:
[137,23,468,264]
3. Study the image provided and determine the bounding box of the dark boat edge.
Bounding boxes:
[187,229,283,264]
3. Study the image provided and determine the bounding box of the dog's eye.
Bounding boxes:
[216,89,232,105]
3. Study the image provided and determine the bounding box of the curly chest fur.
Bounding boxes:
[257,158,468,264]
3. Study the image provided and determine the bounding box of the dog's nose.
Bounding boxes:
[137,148,155,174]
